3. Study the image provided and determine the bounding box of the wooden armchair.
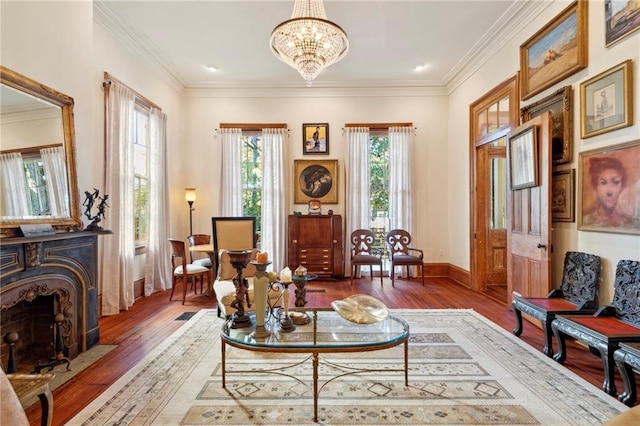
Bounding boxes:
[512,251,601,357]
[350,229,383,287]
[385,229,424,287]
[168,238,211,305]
[551,259,640,397]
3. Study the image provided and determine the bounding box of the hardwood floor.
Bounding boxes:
[25,275,630,425]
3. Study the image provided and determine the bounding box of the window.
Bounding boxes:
[240,133,262,234]
[369,134,389,253]
[22,156,49,215]
[133,104,150,243]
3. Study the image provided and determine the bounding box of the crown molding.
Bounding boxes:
[445,0,552,94]
[94,0,549,99]
[93,1,185,95]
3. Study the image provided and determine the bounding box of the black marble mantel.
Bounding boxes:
[1,231,109,358]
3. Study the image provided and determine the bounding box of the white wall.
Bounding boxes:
[2,1,638,303]
[447,0,640,303]
[182,92,450,262]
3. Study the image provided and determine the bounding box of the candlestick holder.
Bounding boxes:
[227,250,254,329]
[277,280,296,332]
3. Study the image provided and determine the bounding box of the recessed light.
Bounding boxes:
[206,64,218,72]
[414,64,427,72]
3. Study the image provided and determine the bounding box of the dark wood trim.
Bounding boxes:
[220,123,287,130]
[103,72,161,111]
[423,263,449,277]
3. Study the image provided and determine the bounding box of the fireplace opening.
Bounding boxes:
[1,295,65,373]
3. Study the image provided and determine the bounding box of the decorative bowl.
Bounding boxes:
[331,294,389,324]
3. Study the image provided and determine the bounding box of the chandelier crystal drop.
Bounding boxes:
[270,0,349,85]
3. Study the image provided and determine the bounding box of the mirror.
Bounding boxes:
[0,66,81,236]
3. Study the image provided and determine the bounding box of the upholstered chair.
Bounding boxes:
[350,229,383,287]
[168,238,211,305]
[385,229,425,287]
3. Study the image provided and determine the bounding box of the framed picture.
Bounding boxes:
[302,123,329,155]
[520,1,587,100]
[294,159,338,204]
[508,125,538,190]
[552,169,575,222]
[521,86,572,165]
[578,140,640,235]
[580,59,634,139]
[605,0,640,47]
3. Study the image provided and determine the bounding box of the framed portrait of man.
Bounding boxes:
[302,123,329,155]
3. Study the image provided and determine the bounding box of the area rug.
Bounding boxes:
[67,309,628,425]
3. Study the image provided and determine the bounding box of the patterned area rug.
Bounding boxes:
[67,309,627,425]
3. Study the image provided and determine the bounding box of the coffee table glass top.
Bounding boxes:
[222,309,409,350]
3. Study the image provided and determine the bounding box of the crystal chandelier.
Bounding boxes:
[270,0,349,85]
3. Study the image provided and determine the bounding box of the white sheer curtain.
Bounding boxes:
[261,128,287,271]
[388,126,415,276]
[101,82,136,315]
[144,108,171,296]
[219,128,243,216]
[345,126,371,275]
[0,152,30,216]
[40,146,69,217]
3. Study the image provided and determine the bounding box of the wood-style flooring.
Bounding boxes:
[24,275,632,425]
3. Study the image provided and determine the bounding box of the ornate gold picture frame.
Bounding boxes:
[552,169,575,222]
[294,159,338,204]
[520,1,587,100]
[578,140,640,235]
[580,59,634,139]
[521,86,572,165]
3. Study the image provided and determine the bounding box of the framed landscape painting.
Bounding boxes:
[605,0,640,46]
[520,1,587,100]
[578,140,640,235]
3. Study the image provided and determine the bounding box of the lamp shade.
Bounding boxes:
[184,188,196,203]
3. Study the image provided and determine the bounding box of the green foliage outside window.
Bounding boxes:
[370,136,389,219]
[241,136,262,232]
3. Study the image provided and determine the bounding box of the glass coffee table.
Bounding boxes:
[221,308,410,422]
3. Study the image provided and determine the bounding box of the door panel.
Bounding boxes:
[507,112,552,304]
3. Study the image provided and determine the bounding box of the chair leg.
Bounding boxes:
[391,264,395,287]
[182,275,187,305]
[350,265,355,286]
[512,306,524,336]
[380,265,384,287]
[421,264,425,286]
[542,319,555,357]
[169,276,176,301]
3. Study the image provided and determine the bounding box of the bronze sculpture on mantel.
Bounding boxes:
[83,189,109,231]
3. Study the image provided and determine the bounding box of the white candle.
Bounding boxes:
[280,267,292,283]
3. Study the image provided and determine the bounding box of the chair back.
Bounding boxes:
[169,238,187,271]
[188,234,211,262]
[560,251,601,309]
[386,229,412,256]
[351,229,377,256]
[610,260,640,326]
[211,217,256,273]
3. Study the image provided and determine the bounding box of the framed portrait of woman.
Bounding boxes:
[578,140,640,235]
[302,123,329,155]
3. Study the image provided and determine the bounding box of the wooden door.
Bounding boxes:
[506,112,553,304]
[477,137,508,293]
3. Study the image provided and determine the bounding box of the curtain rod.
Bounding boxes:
[102,72,161,111]
[219,123,288,131]
[343,122,415,131]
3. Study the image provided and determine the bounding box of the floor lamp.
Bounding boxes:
[185,188,196,236]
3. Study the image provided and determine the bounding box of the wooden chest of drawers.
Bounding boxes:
[287,214,343,278]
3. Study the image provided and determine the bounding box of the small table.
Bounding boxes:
[189,243,214,264]
[614,342,640,406]
[221,308,409,422]
[7,372,55,426]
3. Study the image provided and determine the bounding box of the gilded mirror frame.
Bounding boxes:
[0,66,82,236]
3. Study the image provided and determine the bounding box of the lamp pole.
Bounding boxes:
[184,188,196,236]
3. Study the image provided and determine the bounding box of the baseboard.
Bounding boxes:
[133,278,144,300]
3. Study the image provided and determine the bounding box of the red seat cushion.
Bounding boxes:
[524,298,578,311]
[564,316,640,338]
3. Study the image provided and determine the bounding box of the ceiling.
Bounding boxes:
[95,0,546,91]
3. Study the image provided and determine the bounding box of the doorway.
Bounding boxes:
[469,75,519,304]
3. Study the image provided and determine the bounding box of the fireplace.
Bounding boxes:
[1,232,103,373]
